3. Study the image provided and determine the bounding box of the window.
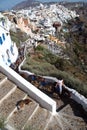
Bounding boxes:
[2,20,5,26]
[2,33,5,41]
[10,45,14,55]
[0,37,3,45]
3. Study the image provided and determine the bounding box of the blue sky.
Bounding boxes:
[0,0,25,10]
[0,0,86,11]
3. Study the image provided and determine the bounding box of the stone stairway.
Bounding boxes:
[0,72,87,130]
[0,72,52,130]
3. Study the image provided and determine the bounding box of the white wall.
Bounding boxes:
[41,76,87,112]
[0,15,18,66]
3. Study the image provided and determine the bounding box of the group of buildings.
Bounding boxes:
[14,3,78,37]
[0,3,78,66]
[4,3,78,38]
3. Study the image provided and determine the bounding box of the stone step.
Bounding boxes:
[59,101,87,118]
[59,113,87,130]
[7,97,39,130]
[0,87,27,119]
[24,107,51,130]
[0,79,17,104]
[56,114,74,130]
[45,115,63,130]
[0,72,7,85]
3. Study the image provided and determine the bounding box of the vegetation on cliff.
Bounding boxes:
[22,45,87,97]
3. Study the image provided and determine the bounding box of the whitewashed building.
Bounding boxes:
[0,13,18,66]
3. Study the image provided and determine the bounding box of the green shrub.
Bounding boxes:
[35,45,44,51]
[0,117,5,129]
[10,30,29,47]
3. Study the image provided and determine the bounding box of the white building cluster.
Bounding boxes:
[15,3,78,37]
[0,13,18,66]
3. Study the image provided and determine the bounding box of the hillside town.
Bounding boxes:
[5,3,78,38]
[2,3,79,59]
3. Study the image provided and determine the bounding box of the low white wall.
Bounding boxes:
[44,76,87,112]
[18,57,34,76]
[0,63,56,114]
[69,88,87,112]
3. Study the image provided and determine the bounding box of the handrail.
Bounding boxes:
[0,63,56,114]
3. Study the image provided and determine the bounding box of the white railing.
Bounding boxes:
[44,76,87,112]
[0,63,56,114]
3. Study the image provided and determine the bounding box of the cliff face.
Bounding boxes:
[62,3,87,77]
